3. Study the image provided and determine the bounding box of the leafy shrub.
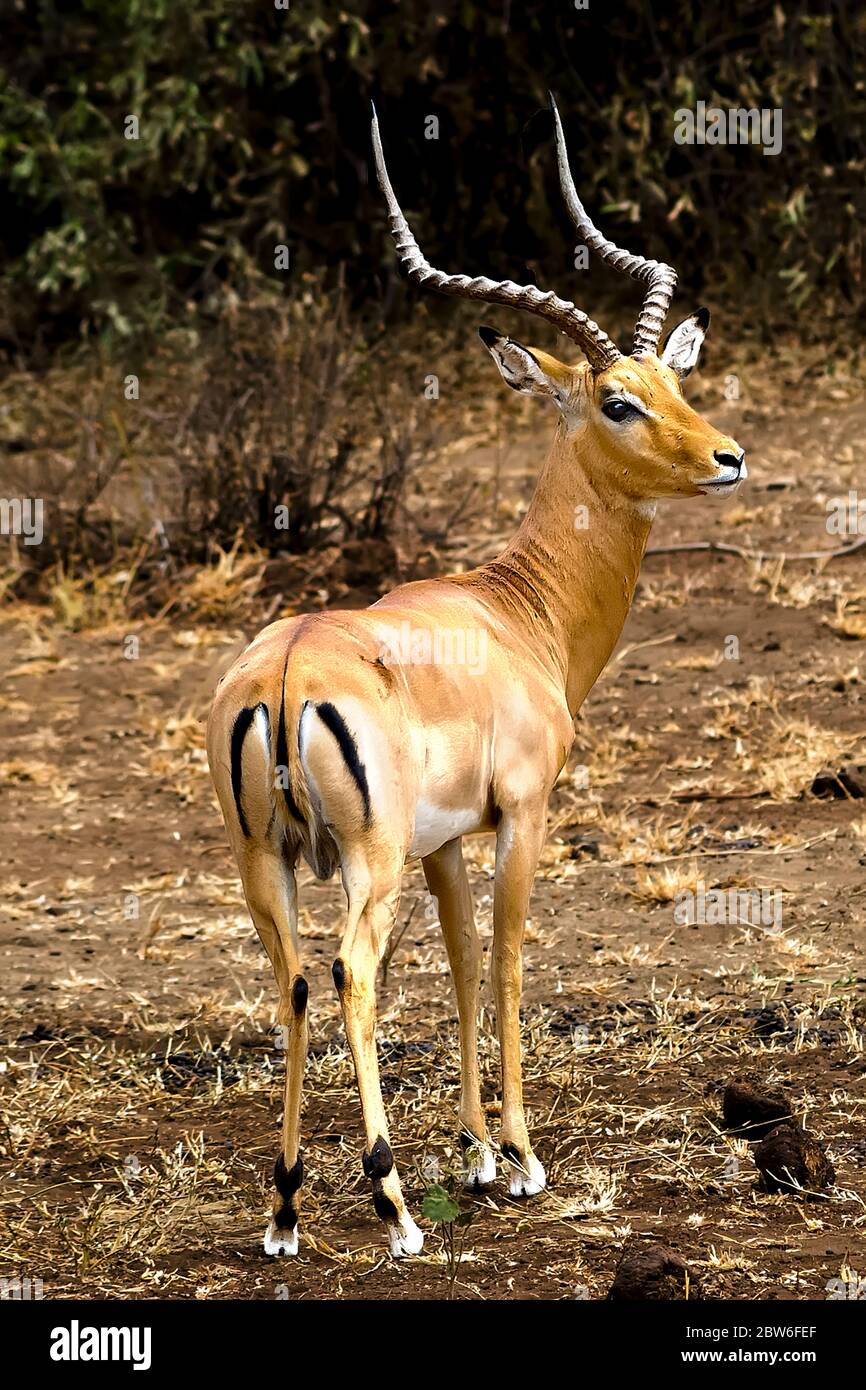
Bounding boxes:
[0,1,864,354]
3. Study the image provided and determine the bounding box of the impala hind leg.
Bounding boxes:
[493,810,547,1198]
[243,848,308,1256]
[333,858,423,1257]
[423,839,496,1189]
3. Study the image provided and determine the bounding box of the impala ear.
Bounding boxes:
[660,307,710,378]
[478,325,572,406]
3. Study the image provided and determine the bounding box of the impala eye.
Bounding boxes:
[602,398,636,422]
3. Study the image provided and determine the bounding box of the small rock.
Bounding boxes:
[607,1245,702,1301]
[811,768,844,798]
[722,1079,793,1137]
[703,834,763,852]
[810,764,866,799]
[565,833,601,859]
[754,1123,835,1194]
[750,1006,789,1039]
[839,763,866,797]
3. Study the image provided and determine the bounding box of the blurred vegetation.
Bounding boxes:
[0,281,466,604]
[1,0,864,359]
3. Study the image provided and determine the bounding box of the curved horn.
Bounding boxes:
[550,94,677,357]
[371,104,621,373]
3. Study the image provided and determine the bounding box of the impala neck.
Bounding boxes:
[483,417,655,715]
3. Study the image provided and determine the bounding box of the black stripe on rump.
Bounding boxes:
[276,650,305,824]
[230,704,268,838]
[315,701,371,825]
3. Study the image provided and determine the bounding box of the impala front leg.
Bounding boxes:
[493,807,548,1197]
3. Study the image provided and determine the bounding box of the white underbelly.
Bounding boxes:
[407,800,482,860]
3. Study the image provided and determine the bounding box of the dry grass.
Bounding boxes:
[1,984,864,1300]
[159,536,267,623]
[630,863,703,903]
[827,597,866,642]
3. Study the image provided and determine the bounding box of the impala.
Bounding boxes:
[206,98,746,1259]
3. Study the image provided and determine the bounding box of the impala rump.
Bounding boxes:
[211,605,503,887]
[210,616,382,880]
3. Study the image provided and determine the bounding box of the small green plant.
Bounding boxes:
[422,1174,476,1299]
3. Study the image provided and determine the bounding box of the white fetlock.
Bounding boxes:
[461,1140,497,1190]
[263,1219,299,1256]
[387,1212,424,1258]
[507,1152,547,1198]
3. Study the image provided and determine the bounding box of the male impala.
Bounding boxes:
[207,98,746,1259]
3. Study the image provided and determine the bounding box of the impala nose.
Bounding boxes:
[702,447,747,493]
[714,448,745,474]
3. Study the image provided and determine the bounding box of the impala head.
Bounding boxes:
[372,95,747,504]
[478,315,746,501]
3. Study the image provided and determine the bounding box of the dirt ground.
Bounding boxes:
[1,349,865,1300]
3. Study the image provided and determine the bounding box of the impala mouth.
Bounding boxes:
[699,459,747,495]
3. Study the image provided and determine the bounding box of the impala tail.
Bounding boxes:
[209,632,357,882]
[273,656,345,880]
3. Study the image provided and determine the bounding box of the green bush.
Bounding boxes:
[1,0,863,354]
